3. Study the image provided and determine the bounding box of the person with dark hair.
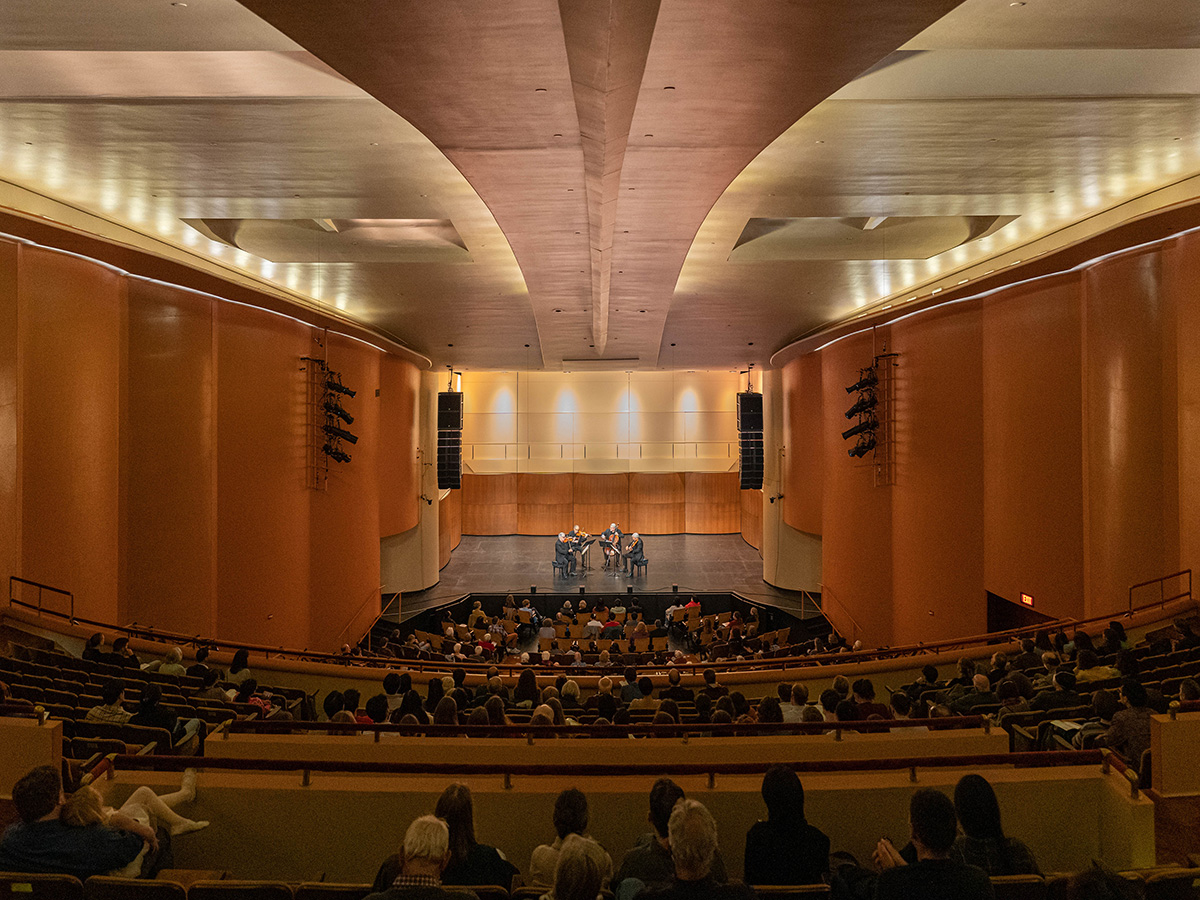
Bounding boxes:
[396,690,430,725]
[659,669,694,703]
[514,669,540,708]
[228,648,252,685]
[102,637,139,669]
[322,690,346,721]
[951,774,1039,875]
[365,693,390,724]
[620,668,642,703]
[743,765,829,885]
[232,678,271,718]
[529,788,612,888]
[852,678,891,719]
[1029,671,1083,712]
[383,672,405,714]
[426,677,446,714]
[614,779,728,896]
[186,646,213,681]
[629,677,660,712]
[1009,639,1041,672]
[1075,650,1119,683]
[818,689,841,722]
[86,679,132,724]
[130,682,203,749]
[370,784,517,891]
[0,766,145,879]
[700,668,727,700]
[756,696,783,724]
[82,633,105,664]
[873,788,994,900]
[1105,678,1153,766]
[834,700,860,722]
[194,668,226,703]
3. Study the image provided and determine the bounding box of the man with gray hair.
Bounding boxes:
[636,799,754,900]
[364,816,479,900]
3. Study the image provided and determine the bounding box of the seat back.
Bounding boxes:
[84,876,187,900]
[189,882,295,900]
[748,887,831,898]
[990,874,1048,900]
[293,885,372,900]
[0,874,85,900]
[1141,869,1199,900]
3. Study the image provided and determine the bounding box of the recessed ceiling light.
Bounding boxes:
[638,309,646,313]
[171,2,187,6]
[524,344,530,348]
[535,88,547,93]
[748,342,754,346]
[553,133,563,138]
[447,343,454,347]
[644,134,653,138]
[554,308,562,313]
[663,86,675,91]
[1010,2,1025,6]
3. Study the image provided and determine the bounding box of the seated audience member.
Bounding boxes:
[700,668,728,700]
[384,672,406,714]
[323,690,346,721]
[1074,650,1120,683]
[952,774,1040,875]
[818,689,841,722]
[743,766,829,886]
[186,646,214,681]
[620,668,643,703]
[343,688,369,723]
[1009,639,1042,672]
[872,789,993,900]
[637,800,754,900]
[546,833,610,900]
[364,815,480,900]
[60,769,208,877]
[615,779,728,895]
[1104,678,1154,766]
[265,694,293,721]
[693,693,712,724]
[514,669,540,708]
[130,683,203,749]
[659,669,694,703]
[905,665,943,702]
[1179,677,1200,702]
[193,668,226,703]
[1029,671,1083,712]
[529,788,612,888]
[372,784,517,891]
[560,680,583,709]
[143,646,187,678]
[852,679,892,719]
[365,693,390,725]
[82,633,106,664]
[950,675,998,715]
[231,679,271,717]
[782,684,808,723]
[0,765,145,878]
[994,681,1030,723]
[629,678,660,712]
[1031,653,1061,691]
[105,637,140,669]
[889,692,926,730]
[799,705,825,725]
[86,679,132,725]
[227,648,253,685]
[831,675,852,701]
[1072,690,1121,749]
[755,696,783,724]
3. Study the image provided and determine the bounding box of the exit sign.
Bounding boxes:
[1020,592,1034,607]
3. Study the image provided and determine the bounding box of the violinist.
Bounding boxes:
[600,522,624,572]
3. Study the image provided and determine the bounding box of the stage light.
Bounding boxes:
[322,443,351,464]
[848,434,877,458]
[842,416,877,441]
[846,369,878,394]
[324,399,354,425]
[845,392,877,419]
[323,424,359,445]
[326,377,356,398]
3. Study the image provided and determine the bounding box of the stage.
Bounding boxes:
[396,533,824,624]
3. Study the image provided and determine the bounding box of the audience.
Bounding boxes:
[86,679,132,725]
[363,816,480,900]
[529,789,612,888]
[544,833,609,900]
[635,799,754,900]
[1104,678,1153,766]
[951,774,1040,875]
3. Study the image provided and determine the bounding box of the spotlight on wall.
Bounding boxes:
[323,424,359,445]
[322,443,352,464]
[848,434,877,458]
[845,368,878,394]
[324,399,355,425]
[325,376,357,398]
[845,392,877,419]
[842,416,877,441]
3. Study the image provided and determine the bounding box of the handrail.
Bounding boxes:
[1128,569,1191,615]
[7,578,1195,679]
[9,576,74,620]
[331,583,388,650]
[818,582,864,644]
[99,749,1104,779]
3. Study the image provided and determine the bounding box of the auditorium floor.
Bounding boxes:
[398,533,822,623]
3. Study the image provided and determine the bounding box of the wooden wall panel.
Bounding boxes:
[629,473,685,534]
[684,472,741,533]
[439,489,462,569]
[572,473,630,535]
[517,473,573,534]
[740,488,762,551]
[448,488,462,551]
[460,473,517,534]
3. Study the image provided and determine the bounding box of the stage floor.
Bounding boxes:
[398,533,823,623]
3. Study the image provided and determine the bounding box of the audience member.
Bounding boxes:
[545,833,609,900]
[743,765,829,885]
[952,774,1040,875]
[82,633,106,664]
[629,678,660,712]
[700,669,727,700]
[227,648,253,685]
[1074,650,1120,684]
[1009,639,1041,672]
[146,647,187,678]
[852,679,892,719]
[636,799,754,900]
[186,646,213,681]
[529,788,612,887]
[364,815,480,900]
[86,679,132,725]
[950,675,998,715]
[1029,671,1083,712]
[1104,678,1153,767]
[659,669,694,703]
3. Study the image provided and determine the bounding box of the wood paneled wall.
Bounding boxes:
[438,489,462,570]
[741,488,762,551]
[458,472,742,535]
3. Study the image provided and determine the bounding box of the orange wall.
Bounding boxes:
[124,280,218,637]
[18,245,124,623]
[891,304,985,645]
[1082,250,1169,617]
[784,239,1194,644]
[982,275,1085,622]
[1,237,420,651]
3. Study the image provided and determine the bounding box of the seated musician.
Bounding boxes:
[555,532,576,576]
[569,524,592,569]
[600,522,624,570]
[625,532,646,573]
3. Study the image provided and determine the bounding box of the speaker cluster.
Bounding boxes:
[437,391,463,490]
[737,391,764,490]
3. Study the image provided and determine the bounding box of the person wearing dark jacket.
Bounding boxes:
[743,766,829,886]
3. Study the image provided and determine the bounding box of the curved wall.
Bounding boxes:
[783,232,1200,647]
[0,235,421,650]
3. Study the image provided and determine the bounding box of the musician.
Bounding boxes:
[569,524,593,570]
[600,522,624,571]
[555,532,576,576]
[625,532,646,573]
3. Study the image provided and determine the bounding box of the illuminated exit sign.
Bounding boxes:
[1020,592,1034,607]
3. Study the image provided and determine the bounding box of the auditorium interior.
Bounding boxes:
[3,0,1200,895]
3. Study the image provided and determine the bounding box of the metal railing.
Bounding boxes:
[8,576,74,620]
[1128,569,1191,615]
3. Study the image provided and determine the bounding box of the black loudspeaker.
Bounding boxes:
[739,432,764,490]
[737,392,763,432]
[437,430,461,490]
[437,392,463,431]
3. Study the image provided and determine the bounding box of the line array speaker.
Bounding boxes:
[437,430,462,490]
[736,392,763,432]
[437,391,464,431]
[739,432,764,490]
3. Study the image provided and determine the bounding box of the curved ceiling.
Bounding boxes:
[0,0,1198,371]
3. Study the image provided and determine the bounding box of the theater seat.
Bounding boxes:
[84,876,186,900]
[748,885,831,898]
[189,881,294,900]
[294,884,373,900]
[0,874,84,900]
[990,874,1047,900]
[1139,868,1198,900]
